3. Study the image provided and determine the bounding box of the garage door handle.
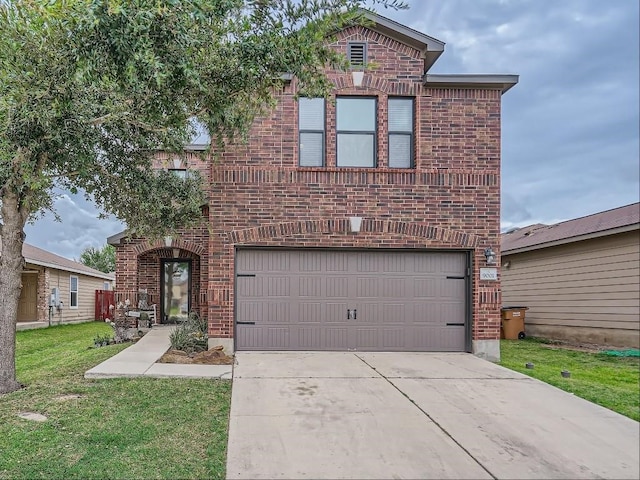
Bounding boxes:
[346,309,357,320]
[446,322,464,326]
[237,321,256,325]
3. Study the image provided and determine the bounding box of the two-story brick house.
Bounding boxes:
[108,12,517,361]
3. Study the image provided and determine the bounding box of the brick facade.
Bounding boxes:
[113,21,509,358]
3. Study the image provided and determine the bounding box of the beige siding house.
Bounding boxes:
[13,242,114,328]
[501,203,640,348]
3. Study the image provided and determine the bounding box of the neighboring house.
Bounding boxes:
[501,203,640,348]
[10,242,114,325]
[108,12,518,360]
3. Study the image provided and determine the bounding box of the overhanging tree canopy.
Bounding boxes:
[0,0,404,394]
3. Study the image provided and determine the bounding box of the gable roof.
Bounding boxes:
[502,203,640,255]
[362,11,445,71]
[17,242,114,280]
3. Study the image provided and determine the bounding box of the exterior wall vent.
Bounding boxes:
[348,42,366,67]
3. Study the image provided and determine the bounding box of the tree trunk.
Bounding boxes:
[0,191,27,394]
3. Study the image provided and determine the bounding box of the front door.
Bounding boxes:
[161,260,191,323]
[18,273,38,322]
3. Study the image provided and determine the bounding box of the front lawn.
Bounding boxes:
[500,338,640,421]
[0,323,231,480]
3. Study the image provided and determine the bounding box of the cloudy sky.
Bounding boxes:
[24,0,639,260]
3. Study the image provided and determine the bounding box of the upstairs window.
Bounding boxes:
[388,98,414,168]
[169,169,188,179]
[298,98,325,167]
[348,42,367,67]
[337,97,376,167]
[70,276,78,308]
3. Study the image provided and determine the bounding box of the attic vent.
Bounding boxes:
[348,42,366,67]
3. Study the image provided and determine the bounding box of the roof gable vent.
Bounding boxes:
[348,42,366,67]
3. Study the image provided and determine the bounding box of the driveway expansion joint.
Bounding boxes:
[353,353,498,480]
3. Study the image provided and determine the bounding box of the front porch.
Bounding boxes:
[111,237,208,326]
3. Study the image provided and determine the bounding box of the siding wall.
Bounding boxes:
[47,268,110,324]
[502,230,640,347]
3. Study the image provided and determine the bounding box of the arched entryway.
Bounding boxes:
[137,246,203,323]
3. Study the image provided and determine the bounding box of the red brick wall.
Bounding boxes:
[114,25,503,346]
[205,27,502,344]
[114,223,209,320]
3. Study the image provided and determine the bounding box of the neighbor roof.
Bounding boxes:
[502,203,640,254]
[20,242,114,280]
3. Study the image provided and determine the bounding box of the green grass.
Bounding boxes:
[0,323,231,480]
[500,338,640,421]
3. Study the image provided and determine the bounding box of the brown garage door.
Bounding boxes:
[235,249,468,351]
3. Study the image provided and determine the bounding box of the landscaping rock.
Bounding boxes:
[18,412,47,422]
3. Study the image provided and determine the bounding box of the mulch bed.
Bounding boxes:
[158,347,234,365]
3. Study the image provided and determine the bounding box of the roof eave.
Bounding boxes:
[107,230,129,246]
[502,223,640,255]
[24,259,115,280]
[423,74,519,94]
[362,11,445,72]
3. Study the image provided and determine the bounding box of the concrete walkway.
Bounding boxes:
[84,326,233,380]
[227,352,640,480]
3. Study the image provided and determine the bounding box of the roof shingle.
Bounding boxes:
[502,203,640,254]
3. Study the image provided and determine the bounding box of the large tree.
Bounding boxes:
[79,244,116,273]
[0,0,403,393]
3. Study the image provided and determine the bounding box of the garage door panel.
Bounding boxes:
[236,277,263,296]
[236,326,290,350]
[441,253,467,276]
[326,253,349,272]
[382,303,406,323]
[300,252,322,271]
[413,278,440,299]
[380,277,406,298]
[356,277,377,297]
[236,250,468,351]
[326,302,349,324]
[409,326,466,351]
[324,328,349,350]
[440,302,465,323]
[413,255,440,273]
[299,302,323,323]
[326,277,349,298]
[267,276,290,296]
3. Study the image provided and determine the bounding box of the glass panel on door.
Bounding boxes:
[162,261,190,323]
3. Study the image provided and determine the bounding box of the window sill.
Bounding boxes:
[297,166,416,172]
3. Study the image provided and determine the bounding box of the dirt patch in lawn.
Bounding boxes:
[158,348,234,365]
[538,340,616,354]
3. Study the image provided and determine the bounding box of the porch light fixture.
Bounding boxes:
[349,216,363,233]
[484,247,497,265]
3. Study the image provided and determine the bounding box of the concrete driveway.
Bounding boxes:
[226,352,639,480]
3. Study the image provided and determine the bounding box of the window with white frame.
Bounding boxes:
[388,97,414,168]
[103,282,111,291]
[298,97,325,167]
[70,276,78,308]
[336,97,377,167]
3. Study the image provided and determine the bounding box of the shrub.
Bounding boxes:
[169,312,208,354]
[93,333,113,347]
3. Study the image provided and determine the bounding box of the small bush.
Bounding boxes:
[169,312,208,353]
[93,333,113,347]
